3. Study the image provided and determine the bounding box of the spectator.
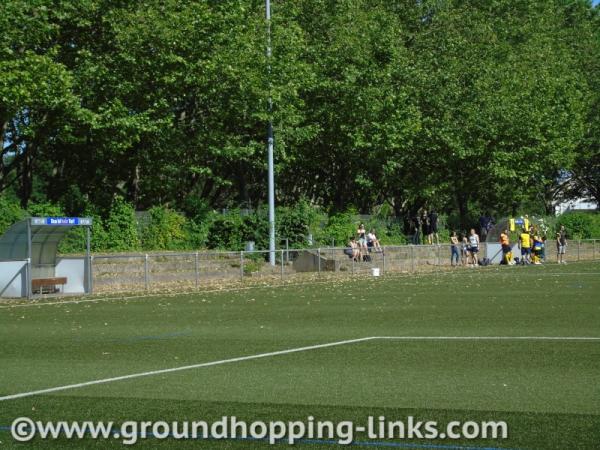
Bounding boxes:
[367,229,382,253]
[429,209,439,245]
[518,227,532,264]
[357,223,368,259]
[532,234,544,265]
[461,234,469,266]
[347,236,360,261]
[499,229,514,265]
[468,228,480,267]
[412,213,422,245]
[450,231,460,267]
[421,209,431,245]
[557,225,567,264]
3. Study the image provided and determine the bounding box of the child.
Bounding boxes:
[532,235,543,264]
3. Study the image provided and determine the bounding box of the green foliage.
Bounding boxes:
[557,212,600,239]
[0,195,25,235]
[103,197,140,251]
[276,200,323,248]
[140,206,187,250]
[1,0,598,233]
[27,201,64,217]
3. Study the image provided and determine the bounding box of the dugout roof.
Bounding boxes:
[0,217,92,265]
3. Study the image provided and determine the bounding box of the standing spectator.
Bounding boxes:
[450,231,460,267]
[499,229,514,265]
[518,227,532,264]
[468,228,480,267]
[479,214,488,242]
[461,233,469,266]
[421,209,431,245]
[357,223,368,260]
[429,209,439,245]
[557,225,567,264]
[412,213,422,245]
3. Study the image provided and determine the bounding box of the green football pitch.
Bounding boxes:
[1,263,599,449]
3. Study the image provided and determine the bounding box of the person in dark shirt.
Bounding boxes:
[429,209,439,245]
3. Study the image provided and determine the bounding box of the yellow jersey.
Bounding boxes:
[520,233,531,248]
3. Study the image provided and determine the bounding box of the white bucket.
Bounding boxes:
[371,267,380,277]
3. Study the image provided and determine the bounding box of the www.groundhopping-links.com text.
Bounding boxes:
[10,416,508,445]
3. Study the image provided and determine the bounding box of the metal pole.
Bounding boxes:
[382,246,386,275]
[280,249,284,280]
[266,0,275,266]
[195,251,199,289]
[577,240,580,262]
[317,248,321,276]
[240,251,245,282]
[144,254,149,290]
[285,238,289,263]
[86,226,92,294]
[26,219,32,299]
[411,245,415,273]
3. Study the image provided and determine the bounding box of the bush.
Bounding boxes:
[556,212,600,239]
[277,200,323,248]
[103,197,140,251]
[141,206,187,250]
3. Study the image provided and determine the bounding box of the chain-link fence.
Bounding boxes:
[88,240,599,294]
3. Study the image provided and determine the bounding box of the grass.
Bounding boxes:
[0,262,599,449]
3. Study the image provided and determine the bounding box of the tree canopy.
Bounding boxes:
[1,0,599,228]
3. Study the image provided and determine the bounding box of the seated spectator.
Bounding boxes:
[367,229,382,253]
[346,237,360,261]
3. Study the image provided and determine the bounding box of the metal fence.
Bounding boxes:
[87,240,600,295]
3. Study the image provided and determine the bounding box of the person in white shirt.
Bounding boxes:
[367,229,382,253]
[468,228,480,266]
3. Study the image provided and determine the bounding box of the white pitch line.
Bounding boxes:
[377,336,600,341]
[0,337,375,401]
[2,335,600,402]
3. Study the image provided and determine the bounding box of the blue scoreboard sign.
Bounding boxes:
[30,217,93,226]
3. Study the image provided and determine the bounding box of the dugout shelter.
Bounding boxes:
[0,217,93,298]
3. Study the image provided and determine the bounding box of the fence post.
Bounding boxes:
[593,240,596,261]
[240,251,244,282]
[411,245,415,273]
[577,240,581,262]
[382,246,386,275]
[285,239,289,263]
[317,248,321,276]
[89,255,94,295]
[144,254,149,291]
[280,249,284,280]
[194,251,199,290]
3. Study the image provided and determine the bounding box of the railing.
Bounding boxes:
[87,240,599,295]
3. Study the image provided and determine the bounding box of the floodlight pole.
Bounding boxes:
[266,0,276,266]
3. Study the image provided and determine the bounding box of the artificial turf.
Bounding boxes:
[0,262,599,449]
